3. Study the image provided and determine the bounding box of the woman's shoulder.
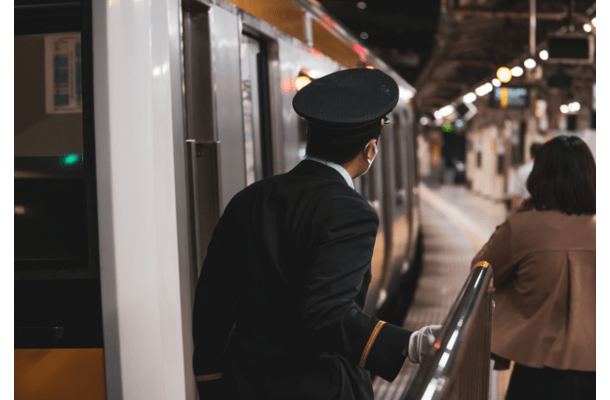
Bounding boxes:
[507,210,595,250]
[509,209,595,225]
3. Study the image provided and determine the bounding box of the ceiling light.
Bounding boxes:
[492,78,501,87]
[440,105,454,116]
[560,104,569,114]
[307,69,322,79]
[357,1,367,10]
[475,82,493,96]
[420,116,429,125]
[524,58,537,69]
[539,50,549,60]
[295,76,312,91]
[568,102,581,112]
[511,66,524,77]
[360,32,369,40]
[592,17,596,28]
[463,92,477,103]
[583,24,592,33]
[434,110,443,120]
[399,87,413,101]
[496,67,512,83]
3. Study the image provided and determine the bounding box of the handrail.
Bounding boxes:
[403,261,494,400]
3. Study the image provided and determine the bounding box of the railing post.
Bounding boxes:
[402,263,494,400]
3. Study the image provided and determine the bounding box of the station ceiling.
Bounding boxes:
[318,0,596,115]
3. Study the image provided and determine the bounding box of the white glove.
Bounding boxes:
[408,325,443,364]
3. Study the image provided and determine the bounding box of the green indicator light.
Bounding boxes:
[442,124,453,133]
[63,154,80,165]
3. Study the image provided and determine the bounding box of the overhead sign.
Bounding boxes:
[546,33,594,65]
[490,87,529,109]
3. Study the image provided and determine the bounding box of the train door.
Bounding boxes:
[389,112,411,280]
[240,33,274,185]
[378,114,410,302]
[361,139,386,316]
[14,1,106,399]
[182,7,276,282]
[404,109,421,259]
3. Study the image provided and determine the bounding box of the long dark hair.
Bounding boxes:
[526,135,595,215]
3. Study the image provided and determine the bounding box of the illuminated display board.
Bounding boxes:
[490,86,529,109]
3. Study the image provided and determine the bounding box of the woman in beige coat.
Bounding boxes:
[472,135,595,399]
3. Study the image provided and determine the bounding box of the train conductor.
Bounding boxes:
[192,68,442,399]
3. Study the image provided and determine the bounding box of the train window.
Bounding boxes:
[240,33,273,184]
[392,114,407,205]
[241,35,263,185]
[366,161,377,201]
[392,117,402,188]
[497,154,506,175]
[15,33,88,271]
[15,0,105,386]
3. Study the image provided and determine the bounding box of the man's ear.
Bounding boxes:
[366,139,378,161]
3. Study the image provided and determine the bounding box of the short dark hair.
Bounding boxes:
[530,142,542,158]
[306,126,382,165]
[526,136,595,215]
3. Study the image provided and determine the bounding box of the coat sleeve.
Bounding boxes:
[192,212,237,395]
[471,219,515,287]
[299,198,412,382]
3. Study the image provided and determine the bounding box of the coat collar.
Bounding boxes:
[290,160,352,187]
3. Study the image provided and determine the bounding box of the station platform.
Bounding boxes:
[373,183,508,400]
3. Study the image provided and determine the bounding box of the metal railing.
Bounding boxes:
[403,261,494,400]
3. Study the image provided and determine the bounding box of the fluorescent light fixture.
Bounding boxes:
[463,92,477,103]
[560,104,569,114]
[492,78,501,87]
[399,87,413,102]
[475,82,493,96]
[511,66,524,77]
[539,50,549,60]
[568,102,581,112]
[524,58,537,69]
[440,105,454,116]
[307,69,323,79]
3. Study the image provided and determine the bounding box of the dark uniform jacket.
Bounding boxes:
[193,160,412,399]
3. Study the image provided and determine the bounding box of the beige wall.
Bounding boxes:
[466,116,540,201]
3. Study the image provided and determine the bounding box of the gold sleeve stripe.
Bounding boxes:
[475,261,490,268]
[195,373,223,382]
[359,320,386,368]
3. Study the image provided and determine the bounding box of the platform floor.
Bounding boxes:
[373,183,508,400]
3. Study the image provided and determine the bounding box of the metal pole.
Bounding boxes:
[569,0,576,32]
[530,0,536,55]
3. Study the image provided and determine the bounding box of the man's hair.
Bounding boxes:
[530,142,542,158]
[526,136,595,215]
[305,126,382,165]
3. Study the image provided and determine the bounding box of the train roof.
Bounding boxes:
[200,0,416,101]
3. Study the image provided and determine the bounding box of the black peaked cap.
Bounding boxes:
[292,68,399,135]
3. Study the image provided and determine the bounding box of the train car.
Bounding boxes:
[14,0,421,398]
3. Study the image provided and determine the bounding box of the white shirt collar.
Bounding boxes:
[303,155,354,189]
